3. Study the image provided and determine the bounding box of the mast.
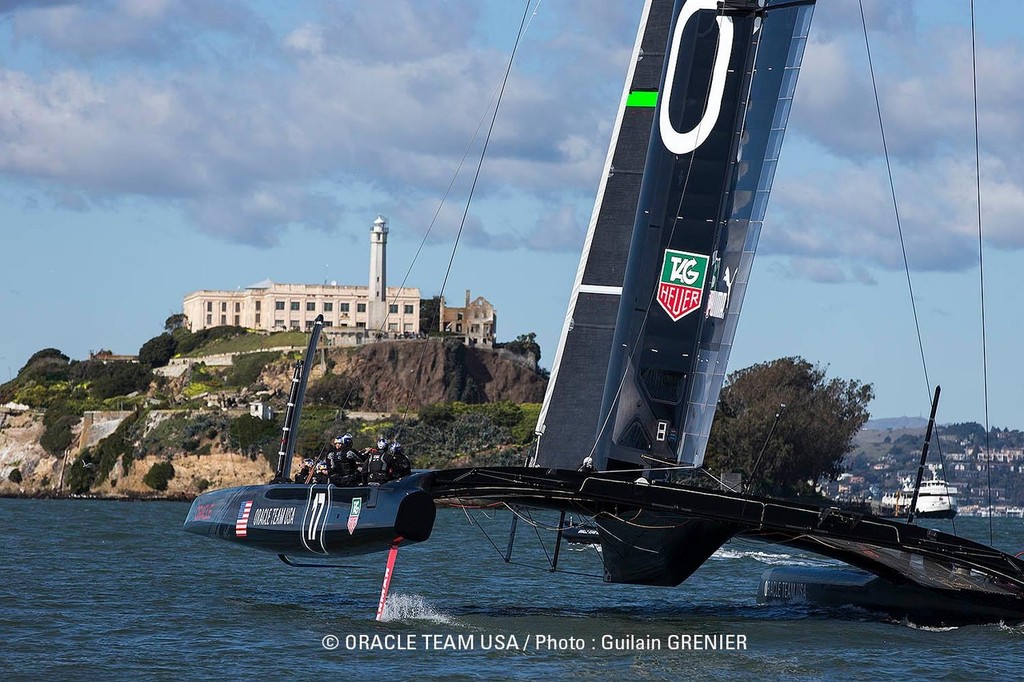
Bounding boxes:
[272,314,324,482]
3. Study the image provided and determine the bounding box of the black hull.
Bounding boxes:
[758,566,1024,626]
[914,508,958,520]
[183,473,436,558]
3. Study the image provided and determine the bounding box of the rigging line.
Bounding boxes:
[858,1,932,400]
[970,0,993,545]
[437,0,534,305]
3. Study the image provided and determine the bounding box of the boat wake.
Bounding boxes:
[711,547,838,567]
[379,593,456,625]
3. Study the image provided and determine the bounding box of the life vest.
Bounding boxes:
[366,450,390,483]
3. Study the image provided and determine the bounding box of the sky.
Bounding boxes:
[1,0,1023,427]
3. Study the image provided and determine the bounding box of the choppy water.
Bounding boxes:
[3,498,1023,680]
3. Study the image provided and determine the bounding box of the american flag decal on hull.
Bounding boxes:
[235,499,253,538]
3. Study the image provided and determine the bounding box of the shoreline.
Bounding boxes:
[0,490,196,503]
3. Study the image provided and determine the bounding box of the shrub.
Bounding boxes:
[40,401,82,456]
[66,451,98,494]
[143,461,175,491]
[228,414,281,456]
[226,351,280,387]
[139,333,178,368]
[196,478,211,492]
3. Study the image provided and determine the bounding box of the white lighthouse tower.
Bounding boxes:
[367,215,388,332]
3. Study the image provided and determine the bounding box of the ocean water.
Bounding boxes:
[3,498,1023,680]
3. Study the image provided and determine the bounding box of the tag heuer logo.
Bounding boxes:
[657,249,709,321]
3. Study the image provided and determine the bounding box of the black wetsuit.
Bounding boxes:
[364,449,392,484]
[328,449,360,486]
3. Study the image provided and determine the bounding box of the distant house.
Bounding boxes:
[249,401,273,421]
[439,289,497,347]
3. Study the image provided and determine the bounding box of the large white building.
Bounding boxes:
[183,216,420,337]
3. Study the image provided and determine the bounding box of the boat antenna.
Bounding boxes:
[748,403,786,493]
[907,385,940,524]
[969,0,994,544]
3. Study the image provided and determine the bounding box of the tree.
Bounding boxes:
[705,357,873,497]
[139,333,178,368]
[419,296,441,334]
[165,313,187,332]
[502,332,541,365]
[143,461,175,491]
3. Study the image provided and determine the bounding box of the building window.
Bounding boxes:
[388,323,398,331]
[235,302,241,312]
[255,313,261,325]
[290,320,300,330]
[275,301,285,311]
[234,315,240,325]
[206,302,212,312]
[323,321,333,327]
[255,301,261,311]
[404,323,413,332]
[221,315,227,325]
[457,312,464,320]
[206,314,212,324]
[356,322,366,328]
[274,319,284,328]
[221,302,227,312]
[404,304,414,314]
[290,301,300,311]
[340,303,350,312]
[357,303,366,313]
[456,323,462,333]
[306,302,316,311]
[323,302,333,312]
[471,324,479,333]
[389,304,398,314]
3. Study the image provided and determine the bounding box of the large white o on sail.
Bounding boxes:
[659,0,734,154]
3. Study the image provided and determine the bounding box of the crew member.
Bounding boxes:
[328,433,361,486]
[364,442,393,485]
[578,456,595,473]
[388,442,412,480]
[312,460,330,484]
[295,458,315,483]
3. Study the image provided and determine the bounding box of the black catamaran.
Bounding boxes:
[184,0,1024,625]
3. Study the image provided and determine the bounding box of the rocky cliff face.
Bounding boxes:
[329,339,547,411]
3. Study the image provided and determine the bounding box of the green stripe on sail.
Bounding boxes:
[626,90,658,107]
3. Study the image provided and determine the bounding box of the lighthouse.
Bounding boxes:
[367,215,388,332]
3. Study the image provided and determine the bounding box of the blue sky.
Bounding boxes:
[1,0,1023,428]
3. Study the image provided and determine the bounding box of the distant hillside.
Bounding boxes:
[863,417,929,431]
